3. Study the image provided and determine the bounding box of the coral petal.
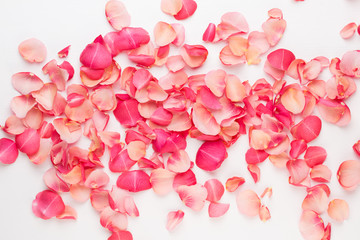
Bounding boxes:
[12,72,44,95]
[204,179,225,202]
[327,199,349,222]
[161,0,183,15]
[340,22,357,39]
[225,177,245,192]
[174,0,197,20]
[267,49,295,71]
[337,160,360,190]
[18,38,47,63]
[15,128,40,155]
[236,190,261,217]
[105,0,131,31]
[154,22,177,46]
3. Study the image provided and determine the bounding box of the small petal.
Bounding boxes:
[0,138,18,164]
[174,0,197,20]
[84,169,110,189]
[196,140,227,171]
[18,38,47,63]
[43,168,70,192]
[203,23,216,42]
[166,210,184,231]
[58,45,70,58]
[180,44,208,68]
[117,170,152,192]
[304,146,327,168]
[204,179,225,202]
[150,168,176,195]
[259,205,271,222]
[208,202,230,218]
[15,128,40,155]
[225,177,245,192]
[340,22,357,39]
[267,48,295,71]
[327,199,349,222]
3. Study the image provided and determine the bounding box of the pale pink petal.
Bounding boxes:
[84,169,110,189]
[166,210,184,231]
[197,86,222,110]
[42,59,68,91]
[90,189,110,212]
[80,41,112,70]
[171,23,185,47]
[123,196,139,217]
[180,44,208,68]
[259,205,271,222]
[264,60,285,80]
[161,0,183,15]
[291,115,322,143]
[339,50,360,77]
[303,60,322,80]
[31,83,57,111]
[218,12,249,40]
[108,231,133,240]
[69,184,91,202]
[286,159,310,185]
[174,0,197,20]
[327,199,349,222]
[302,187,329,214]
[100,207,128,232]
[56,205,77,220]
[203,23,216,42]
[340,22,357,39]
[269,153,290,168]
[204,179,225,202]
[15,128,40,155]
[353,140,360,156]
[196,140,227,171]
[23,108,43,129]
[176,184,207,211]
[209,202,230,218]
[245,46,262,65]
[132,69,152,90]
[167,112,192,132]
[150,168,176,195]
[105,0,131,31]
[114,98,142,128]
[219,45,246,66]
[280,88,305,114]
[127,140,146,161]
[98,131,120,148]
[192,103,220,136]
[225,74,246,102]
[225,177,245,192]
[117,170,151,192]
[89,86,116,112]
[326,76,356,100]
[204,69,227,97]
[310,165,332,183]
[61,165,82,185]
[245,148,269,164]
[58,45,70,58]
[262,18,286,46]
[248,31,270,54]
[299,210,325,240]
[150,107,173,126]
[267,48,295,71]
[29,138,52,165]
[65,99,94,123]
[316,98,347,124]
[10,95,36,118]
[0,138,18,164]
[304,146,327,168]
[337,160,360,190]
[166,55,185,72]
[236,190,261,217]
[307,80,326,98]
[249,129,271,150]
[248,164,261,183]
[12,72,44,95]
[167,150,191,173]
[147,81,168,101]
[53,118,82,144]
[32,190,65,219]
[154,22,177,47]
[268,8,283,19]
[18,38,47,63]
[43,168,69,192]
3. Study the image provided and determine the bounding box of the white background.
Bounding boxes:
[1,0,360,239]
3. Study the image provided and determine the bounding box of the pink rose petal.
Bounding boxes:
[236,190,261,217]
[161,0,183,15]
[204,179,225,202]
[299,210,325,240]
[208,202,230,218]
[174,0,197,20]
[12,72,44,95]
[154,22,177,47]
[267,48,295,71]
[340,22,357,39]
[166,210,184,231]
[32,190,65,220]
[105,0,131,31]
[0,138,18,165]
[117,170,152,192]
[18,38,47,63]
[196,140,227,171]
[15,128,40,156]
[337,160,360,190]
[176,184,207,211]
[327,199,349,222]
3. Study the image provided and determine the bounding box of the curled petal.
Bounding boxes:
[204,179,225,202]
[291,115,322,143]
[15,128,40,156]
[166,210,184,231]
[236,190,261,217]
[310,165,332,183]
[174,0,197,20]
[105,0,131,31]
[353,140,360,156]
[84,169,110,189]
[203,23,216,42]
[208,202,230,218]
[42,59,68,91]
[32,190,65,219]
[58,45,70,58]
[154,22,177,46]
[259,205,271,222]
[196,140,227,171]
[18,38,47,63]
[299,210,325,240]
[267,48,295,71]
[173,169,197,190]
[192,103,220,136]
[117,170,151,192]
[327,199,349,222]
[302,187,329,214]
[176,184,207,211]
[0,138,18,165]
[225,177,245,192]
[171,23,185,47]
[337,160,360,190]
[340,22,357,39]
[161,0,183,15]
[12,72,44,95]
[248,164,261,183]
[43,168,70,192]
[286,159,310,185]
[180,44,208,68]
[31,83,57,111]
[219,45,246,66]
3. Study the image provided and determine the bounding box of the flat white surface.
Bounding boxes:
[1,0,360,239]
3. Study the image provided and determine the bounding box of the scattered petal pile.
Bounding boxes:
[1,1,360,240]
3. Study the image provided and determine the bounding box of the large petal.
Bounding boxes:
[196,140,227,171]
[299,210,325,240]
[0,138,18,164]
[32,190,65,219]
[236,190,261,217]
[105,0,131,31]
[18,38,47,63]
[117,170,152,192]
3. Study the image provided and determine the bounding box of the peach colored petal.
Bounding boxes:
[310,165,332,183]
[225,74,246,102]
[167,112,192,132]
[208,202,230,218]
[0,138,18,165]
[98,131,120,148]
[31,83,57,111]
[248,31,270,54]
[236,190,261,217]
[150,168,176,195]
[161,0,183,15]
[105,0,131,31]
[56,205,77,220]
[32,190,65,220]
[228,34,248,56]
[117,170,151,192]
[176,184,207,211]
[249,129,271,150]
[23,108,43,129]
[166,55,186,72]
[53,118,82,144]
[174,0,197,20]
[303,60,322,80]
[269,153,290,168]
[299,210,325,240]
[167,150,191,173]
[204,179,225,202]
[259,205,271,222]
[280,88,305,114]
[15,128,40,156]
[90,86,116,111]
[307,80,326,98]
[18,38,47,63]
[225,176,245,192]
[219,45,247,66]
[10,95,36,119]
[84,169,110,189]
[154,22,177,47]
[204,69,227,97]
[340,22,357,39]
[180,44,208,68]
[166,210,184,231]
[192,103,220,136]
[12,72,44,95]
[90,189,109,212]
[196,140,227,171]
[262,18,286,47]
[58,45,70,58]
[70,184,91,202]
[43,168,69,192]
[127,140,146,161]
[302,187,329,214]
[327,199,349,222]
[316,98,347,124]
[147,81,168,101]
[337,160,360,190]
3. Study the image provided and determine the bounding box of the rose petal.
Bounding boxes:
[154,22,177,47]
[192,103,221,136]
[291,115,322,143]
[196,140,227,171]
[150,168,176,195]
[114,98,143,128]
[84,169,110,189]
[43,168,70,192]
[267,48,295,71]
[302,186,329,214]
[204,179,225,202]
[310,165,332,183]
[340,22,357,39]
[337,160,360,190]
[327,199,349,222]
[166,210,184,231]
[108,231,133,240]
[15,128,40,155]
[117,170,152,192]
[105,0,131,31]
[80,41,112,70]
[203,23,216,42]
[245,148,269,164]
[287,159,310,185]
[180,44,208,68]
[208,202,230,218]
[225,177,245,192]
[18,38,47,63]
[12,72,44,95]
[32,190,65,220]
[236,190,261,217]
[299,210,325,240]
[176,184,207,211]
[0,138,18,165]
[161,0,183,15]
[174,0,197,20]
[280,88,305,114]
[259,205,271,222]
